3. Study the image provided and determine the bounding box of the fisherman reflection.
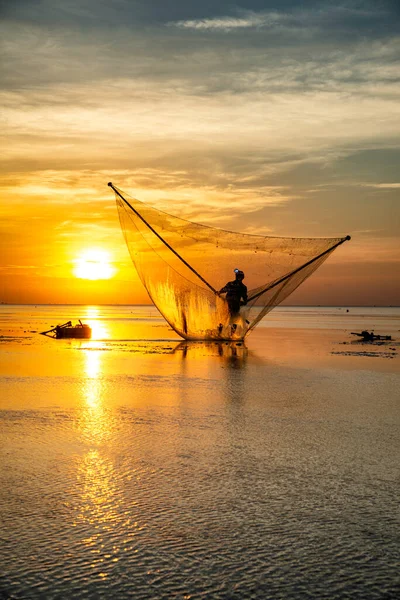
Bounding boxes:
[174,341,248,368]
[219,269,248,332]
[219,342,247,369]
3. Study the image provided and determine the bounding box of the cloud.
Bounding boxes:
[1,1,399,302]
[168,3,392,33]
[0,168,292,230]
[2,74,399,182]
[336,235,400,263]
[362,182,400,188]
[1,2,399,92]
[169,13,276,31]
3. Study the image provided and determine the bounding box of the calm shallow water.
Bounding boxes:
[1,306,399,599]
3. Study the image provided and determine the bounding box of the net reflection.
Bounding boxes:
[173,341,248,368]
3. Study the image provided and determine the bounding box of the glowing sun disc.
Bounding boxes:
[73,250,115,280]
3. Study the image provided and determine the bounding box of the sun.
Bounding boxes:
[73,249,115,280]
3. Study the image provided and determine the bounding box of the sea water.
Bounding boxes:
[1,305,399,599]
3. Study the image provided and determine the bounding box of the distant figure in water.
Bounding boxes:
[219,269,248,317]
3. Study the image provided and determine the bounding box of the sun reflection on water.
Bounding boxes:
[74,449,140,578]
[82,306,110,340]
[85,349,101,380]
[79,346,109,442]
[71,346,142,578]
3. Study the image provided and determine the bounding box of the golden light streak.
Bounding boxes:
[82,307,110,341]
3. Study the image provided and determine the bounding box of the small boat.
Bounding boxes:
[40,320,92,339]
[351,330,392,342]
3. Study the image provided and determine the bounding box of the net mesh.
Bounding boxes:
[111,185,349,340]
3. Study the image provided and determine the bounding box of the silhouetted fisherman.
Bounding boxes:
[219,269,248,317]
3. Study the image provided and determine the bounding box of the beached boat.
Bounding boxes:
[40,321,92,339]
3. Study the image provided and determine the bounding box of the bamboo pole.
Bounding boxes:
[108,182,218,295]
[247,235,351,303]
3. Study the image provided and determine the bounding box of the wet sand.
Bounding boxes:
[0,306,399,599]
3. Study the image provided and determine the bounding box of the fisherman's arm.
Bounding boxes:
[241,285,248,305]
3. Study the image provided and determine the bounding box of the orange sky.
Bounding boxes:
[1,1,399,305]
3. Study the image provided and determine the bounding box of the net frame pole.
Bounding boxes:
[247,235,351,303]
[108,182,218,295]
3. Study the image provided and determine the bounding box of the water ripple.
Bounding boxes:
[1,373,399,599]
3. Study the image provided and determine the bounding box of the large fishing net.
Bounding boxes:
[110,184,350,340]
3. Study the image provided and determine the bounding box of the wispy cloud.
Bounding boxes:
[169,12,278,31]
[362,183,400,188]
[168,3,390,33]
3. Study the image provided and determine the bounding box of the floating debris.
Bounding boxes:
[333,331,397,358]
[332,350,396,358]
[351,330,392,342]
